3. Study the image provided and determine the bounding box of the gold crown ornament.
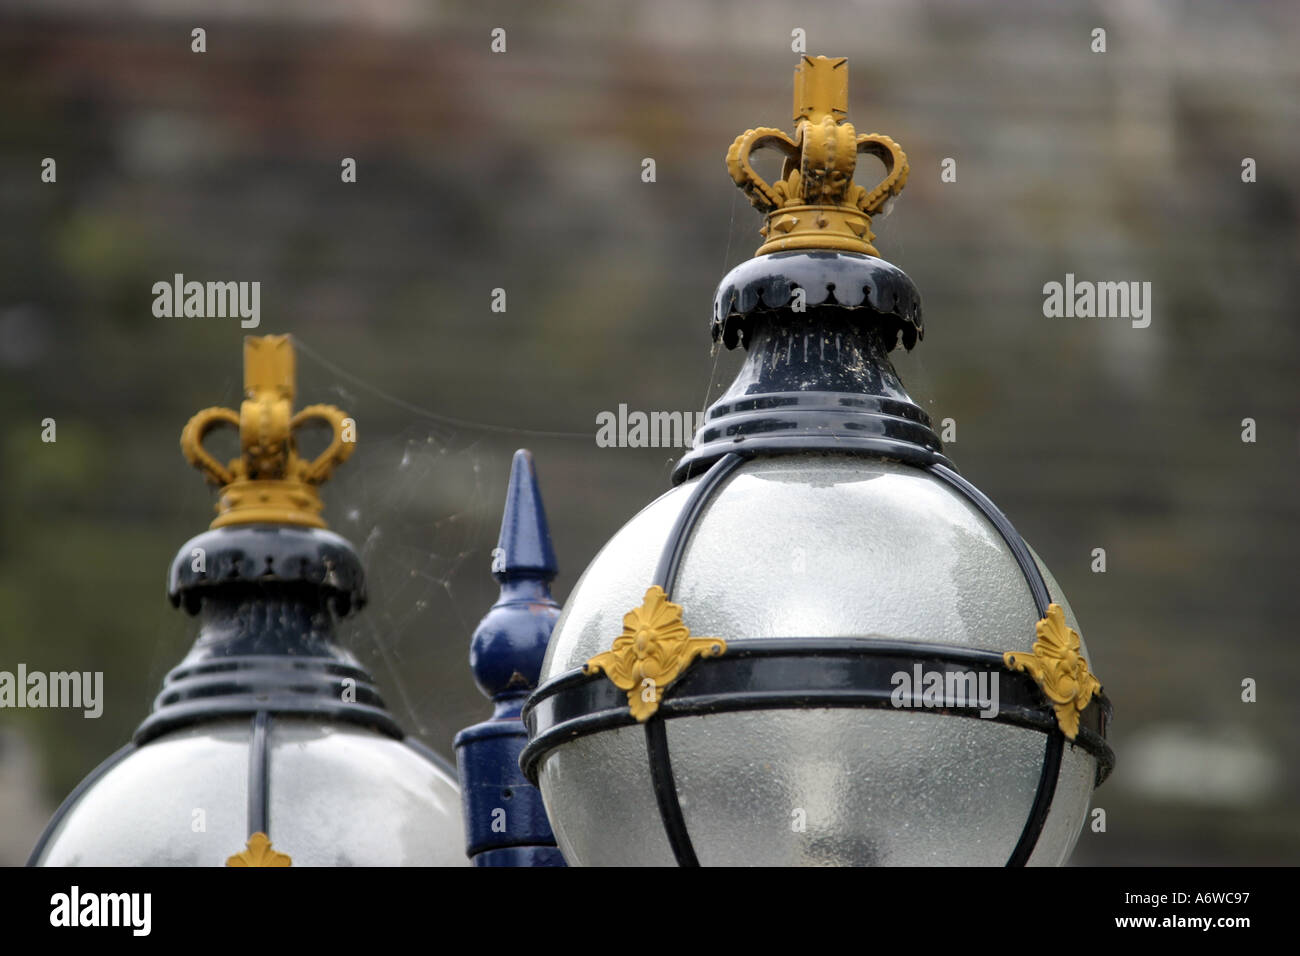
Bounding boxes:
[727,55,909,258]
[180,335,355,529]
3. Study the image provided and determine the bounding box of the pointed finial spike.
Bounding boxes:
[456,448,566,865]
[495,449,558,581]
[468,449,562,702]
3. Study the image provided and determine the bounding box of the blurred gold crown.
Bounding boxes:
[180,335,355,529]
[727,55,909,257]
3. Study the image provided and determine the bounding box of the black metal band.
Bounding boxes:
[644,719,700,866]
[638,452,745,865]
[248,710,271,837]
[928,463,1051,618]
[135,655,405,745]
[26,743,137,866]
[1007,732,1064,866]
[673,413,951,484]
[521,638,1114,781]
[655,452,746,594]
[927,462,1080,866]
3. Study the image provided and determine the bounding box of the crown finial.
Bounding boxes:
[180,335,355,529]
[726,55,909,257]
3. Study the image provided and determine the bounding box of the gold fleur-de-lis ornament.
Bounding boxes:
[226,832,292,867]
[1004,604,1103,740]
[585,587,725,721]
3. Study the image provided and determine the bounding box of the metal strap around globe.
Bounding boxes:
[643,451,746,866]
[654,452,748,593]
[26,743,138,866]
[927,464,1052,616]
[248,710,271,839]
[1008,734,1064,866]
[926,462,1066,867]
[643,719,697,866]
[521,641,1113,775]
[520,637,1112,865]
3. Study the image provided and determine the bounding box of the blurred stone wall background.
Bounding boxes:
[0,0,1296,864]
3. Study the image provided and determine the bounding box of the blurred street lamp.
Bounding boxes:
[520,55,1114,866]
[30,335,466,866]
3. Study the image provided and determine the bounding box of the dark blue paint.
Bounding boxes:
[454,449,566,866]
[470,845,567,867]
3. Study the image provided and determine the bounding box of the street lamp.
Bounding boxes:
[30,335,466,866]
[521,55,1113,866]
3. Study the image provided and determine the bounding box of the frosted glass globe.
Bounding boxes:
[34,718,467,866]
[536,454,1095,866]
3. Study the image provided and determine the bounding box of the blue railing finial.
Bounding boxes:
[494,448,559,583]
[454,449,566,866]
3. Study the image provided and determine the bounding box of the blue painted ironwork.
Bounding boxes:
[454,449,566,866]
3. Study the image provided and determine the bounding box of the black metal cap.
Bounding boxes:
[168,524,367,617]
[712,251,923,352]
[138,523,396,744]
[674,251,944,483]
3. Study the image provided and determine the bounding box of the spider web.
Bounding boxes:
[292,339,588,747]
